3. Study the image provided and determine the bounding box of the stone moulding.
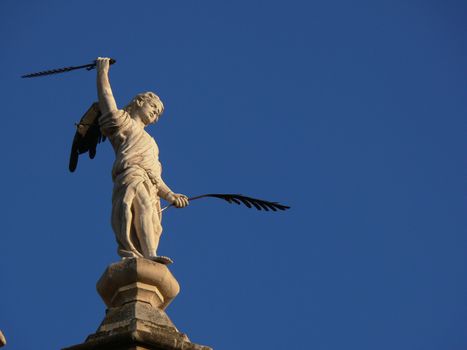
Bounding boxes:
[62,258,211,350]
[97,258,180,310]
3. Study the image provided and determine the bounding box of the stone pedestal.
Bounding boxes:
[63,258,211,350]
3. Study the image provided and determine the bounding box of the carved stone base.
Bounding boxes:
[62,258,211,350]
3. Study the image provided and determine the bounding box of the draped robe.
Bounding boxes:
[100,109,171,258]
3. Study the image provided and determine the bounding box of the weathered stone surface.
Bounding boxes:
[62,259,212,350]
[97,301,176,332]
[63,318,210,350]
[98,258,180,310]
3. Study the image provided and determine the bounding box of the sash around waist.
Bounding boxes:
[112,165,158,188]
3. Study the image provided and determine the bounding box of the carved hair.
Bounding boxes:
[124,91,164,124]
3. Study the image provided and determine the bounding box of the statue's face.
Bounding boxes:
[138,98,163,125]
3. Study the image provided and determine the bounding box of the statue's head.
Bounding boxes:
[124,92,164,125]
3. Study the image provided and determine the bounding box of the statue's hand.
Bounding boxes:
[96,57,111,72]
[168,193,189,208]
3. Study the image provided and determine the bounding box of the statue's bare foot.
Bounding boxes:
[150,256,173,265]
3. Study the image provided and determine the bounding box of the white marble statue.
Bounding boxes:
[96,57,188,263]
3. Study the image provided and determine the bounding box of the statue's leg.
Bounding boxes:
[112,185,142,258]
[133,186,162,258]
[152,198,164,253]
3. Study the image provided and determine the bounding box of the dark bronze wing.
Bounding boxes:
[69,102,106,172]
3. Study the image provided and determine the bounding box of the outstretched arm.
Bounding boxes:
[96,57,117,115]
[151,171,189,208]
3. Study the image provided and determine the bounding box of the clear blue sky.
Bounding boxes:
[0,1,466,349]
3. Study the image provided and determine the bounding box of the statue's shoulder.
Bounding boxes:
[100,109,135,138]
[100,108,130,122]
[102,108,127,117]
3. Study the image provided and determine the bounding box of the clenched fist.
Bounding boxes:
[167,193,189,208]
[96,57,112,73]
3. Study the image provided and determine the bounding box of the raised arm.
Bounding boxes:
[96,57,117,115]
